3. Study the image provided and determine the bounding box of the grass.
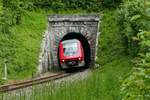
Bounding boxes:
[0,10,47,80]
[0,57,133,100]
[96,9,125,65]
[35,57,132,100]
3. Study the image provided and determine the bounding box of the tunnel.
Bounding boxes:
[58,32,91,69]
[37,15,100,73]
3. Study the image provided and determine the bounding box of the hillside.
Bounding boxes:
[0,11,47,80]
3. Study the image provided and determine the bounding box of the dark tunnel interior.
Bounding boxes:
[58,32,91,68]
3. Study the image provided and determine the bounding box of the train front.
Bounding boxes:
[59,39,85,69]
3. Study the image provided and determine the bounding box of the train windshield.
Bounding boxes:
[63,42,78,56]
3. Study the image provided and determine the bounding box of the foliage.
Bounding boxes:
[0,10,47,80]
[117,0,147,56]
[31,0,122,11]
[0,0,26,34]
[101,0,123,8]
[0,10,9,35]
[118,0,150,99]
[97,9,125,65]
[121,31,150,100]
[4,0,24,25]
[31,0,101,12]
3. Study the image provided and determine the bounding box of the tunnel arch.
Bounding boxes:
[58,32,91,68]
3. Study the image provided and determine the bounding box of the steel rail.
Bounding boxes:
[0,72,73,93]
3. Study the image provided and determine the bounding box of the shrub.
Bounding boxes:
[0,0,26,34]
[0,8,11,34]
[101,0,123,8]
[28,0,101,12]
[118,0,150,99]
[121,31,150,99]
[117,0,146,56]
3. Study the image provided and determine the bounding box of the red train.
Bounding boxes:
[59,39,85,69]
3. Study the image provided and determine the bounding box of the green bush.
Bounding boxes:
[28,0,101,12]
[0,0,25,34]
[101,0,123,8]
[0,16,10,34]
[117,0,150,99]
[117,0,147,56]
[121,31,150,99]
[9,0,24,25]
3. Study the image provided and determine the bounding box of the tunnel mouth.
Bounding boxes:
[58,32,91,69]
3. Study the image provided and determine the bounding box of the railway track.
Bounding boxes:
[0,72,74,93]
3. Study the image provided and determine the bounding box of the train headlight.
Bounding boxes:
[78,58,81,60]
[62,60,65,62]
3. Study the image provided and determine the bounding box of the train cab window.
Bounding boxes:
[63,42,78,56]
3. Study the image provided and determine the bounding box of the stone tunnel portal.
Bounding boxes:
[38,15,100,74]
